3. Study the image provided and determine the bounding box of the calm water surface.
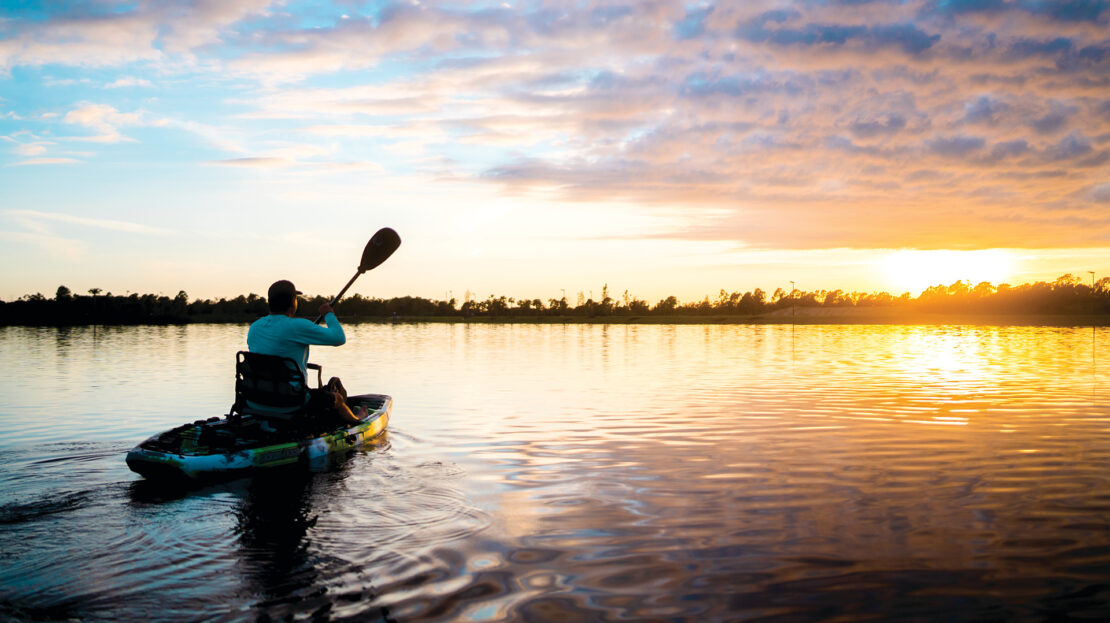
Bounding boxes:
[1,323,1109,621]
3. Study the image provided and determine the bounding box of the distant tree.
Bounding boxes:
[824,289,853,307]
[88,288,102,297]
[796,291,820,306]
[738,291,758,313]
[599,284,613,315]
[715,289,732,311]
[688,295,712,314]
[1056,273,1080,287]
[577,298,597,317]
[55,285,72,300]
[727,291,742,311]
[973,281,996,297]
[654,296,677,313]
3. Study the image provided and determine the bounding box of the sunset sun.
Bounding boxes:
[880,250,1016,295]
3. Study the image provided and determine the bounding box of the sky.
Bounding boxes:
[1,0,1108,304]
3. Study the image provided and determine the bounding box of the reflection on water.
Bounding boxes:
[0,323,1108,621]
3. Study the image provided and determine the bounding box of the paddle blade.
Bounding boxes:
[359,227,401,272]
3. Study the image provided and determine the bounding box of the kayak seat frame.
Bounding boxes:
[231,351,324,423]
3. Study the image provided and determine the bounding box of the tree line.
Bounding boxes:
[1,276,1108,326]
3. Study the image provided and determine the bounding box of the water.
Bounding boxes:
[1,323,1109,621]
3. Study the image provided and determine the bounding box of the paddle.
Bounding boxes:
[313,227,402,324]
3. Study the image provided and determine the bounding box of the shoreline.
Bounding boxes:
[2,309,1109,328]
[375,311,1110,326]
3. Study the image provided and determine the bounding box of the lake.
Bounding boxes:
[1,322,1109,621]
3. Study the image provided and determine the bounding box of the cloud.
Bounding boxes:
[1003,36,1110,72]
[1029,110,1070,133]
[8,157,81,166]
[1045,131,1093,160]
[927,134,987,157]
[674,5,713,40]
[1023,0,1109,22]
[963,95,1010,125]
[5,210,172,236]
[151,118,247,154]
[1005,36,1071,61]
[929,0,1108,22]
[929,0,1011,15]
[0,230,84,261]
[230,83,446,120]
[13,142,50,157]
[1,135,81,165]
[0,0,272,72]
[63,103,140,127]
[208,157,288,167]
[987,139,1031,161]
[225,5,481,83]
[62,103,145,142]
[870,23,942,55]
[105,76,152,88]
[4,0,1110,254]
[156,0,273,54]
[849,114,908,138]
[1019,99,1079,134]
[735,12,940,55]
[0,10,162,72]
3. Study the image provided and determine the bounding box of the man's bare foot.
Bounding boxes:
[336,397,365,425]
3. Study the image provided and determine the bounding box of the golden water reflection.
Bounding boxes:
[332,323,1110,620]
[1,323,1108,621]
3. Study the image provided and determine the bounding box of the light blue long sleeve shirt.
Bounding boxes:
[247,312,346,378]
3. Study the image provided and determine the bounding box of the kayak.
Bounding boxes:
[126,393,391,481]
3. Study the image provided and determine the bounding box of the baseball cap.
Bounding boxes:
[268,280,303,299]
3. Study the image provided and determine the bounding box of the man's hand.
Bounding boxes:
[318,302,334,317]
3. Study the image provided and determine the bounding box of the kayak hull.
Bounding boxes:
[126,393,391,481]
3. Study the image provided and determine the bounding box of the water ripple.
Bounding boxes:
[1,324,1109,621]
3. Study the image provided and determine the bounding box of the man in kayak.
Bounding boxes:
[247,279,366,425]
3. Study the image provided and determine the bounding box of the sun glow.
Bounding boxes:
[880,250,1016,295]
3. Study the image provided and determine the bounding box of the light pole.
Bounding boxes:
[790,281,796,319]
[1089,271,1096,289]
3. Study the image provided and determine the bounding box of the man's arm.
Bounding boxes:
[291,303,346,346]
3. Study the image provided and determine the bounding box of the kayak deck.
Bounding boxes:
[126,393,391,480]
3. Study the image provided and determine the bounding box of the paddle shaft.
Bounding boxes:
[313,270,363,325]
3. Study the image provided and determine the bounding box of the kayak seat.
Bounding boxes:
[232,351,322,422]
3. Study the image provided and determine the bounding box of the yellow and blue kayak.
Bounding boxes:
[126,394,390,480]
